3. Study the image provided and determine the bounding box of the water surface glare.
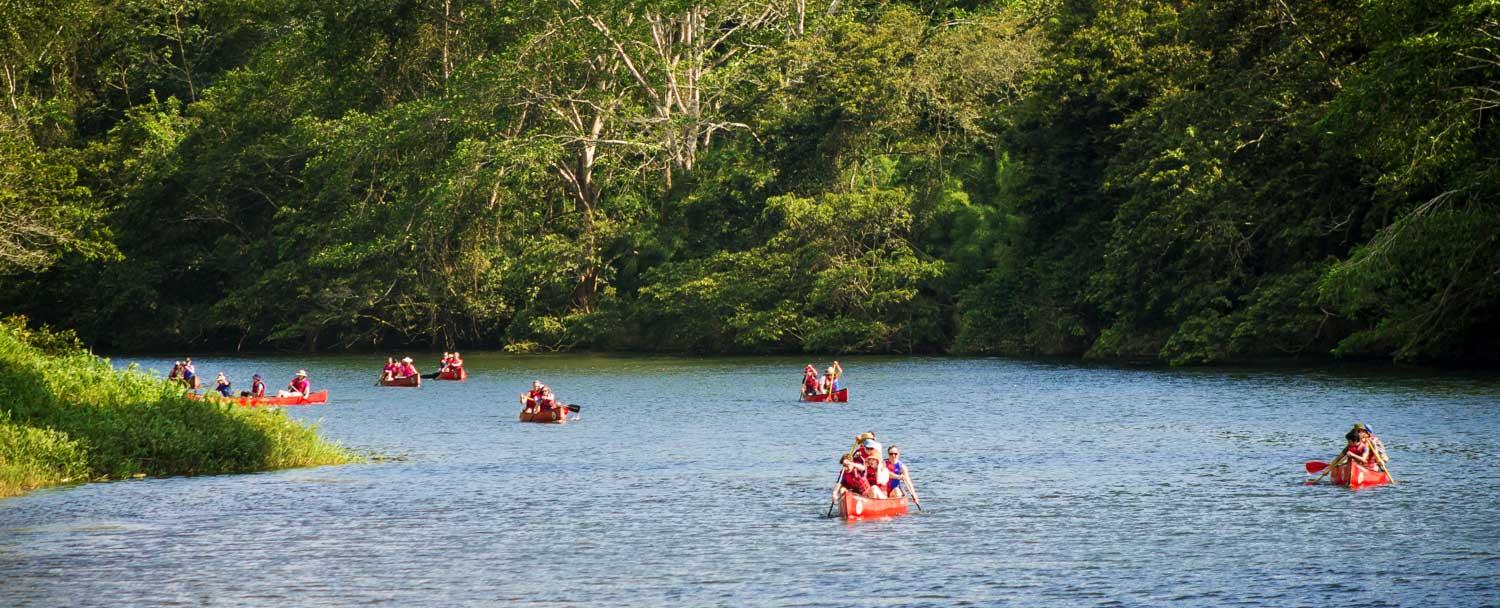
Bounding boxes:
[2,354,1498,606]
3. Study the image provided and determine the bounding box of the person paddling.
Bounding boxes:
[249,374,266,398]
[885,445,907,497]
[381,357,398,381]
[839,454,872,497]
[279,369,310,397]
[398,357,418,378]
[213,372,233,397]
[182,358,198,389]
[803,364,819,397]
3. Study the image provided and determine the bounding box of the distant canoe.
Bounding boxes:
[379,375,421,387]
[1331,460,1391,488]
[437,367,467,381]
[189,390,329,407]
[838,490,909,520]
[801,388,848,403]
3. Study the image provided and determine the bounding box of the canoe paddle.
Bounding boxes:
[903,472,924,512]
[1305,454,1346,485]
[826,467,849,518]
[1304,460,1330,474]
[1371,438,1397,484]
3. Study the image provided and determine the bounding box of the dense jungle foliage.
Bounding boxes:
[2,0,1497,364]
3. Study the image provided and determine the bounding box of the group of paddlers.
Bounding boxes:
[519,380,563,415]
[1333,423,1390,471]
[167,358,199,389]
[171,360,307,398]
[835,431,918,502]
[802,361,843,397]
[379,352,465,381]
[381,357,419,381]
[437,352,464,375]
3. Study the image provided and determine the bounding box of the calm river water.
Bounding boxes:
[2,354,1498,606]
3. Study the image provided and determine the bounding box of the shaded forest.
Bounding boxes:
[2,0,1497,364]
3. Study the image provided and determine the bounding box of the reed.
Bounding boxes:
[0,321,353,498]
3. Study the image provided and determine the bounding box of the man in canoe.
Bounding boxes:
[438,352,452,373]
[246,374,266,398]
[802,365,819,397]
[278,369,310,397]
[397,357,418,378]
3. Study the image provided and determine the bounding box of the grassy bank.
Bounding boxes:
[0,320,352,498]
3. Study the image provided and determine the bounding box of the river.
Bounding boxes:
[2,354,1498,606]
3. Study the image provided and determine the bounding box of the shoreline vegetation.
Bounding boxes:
[0,320,353,499]
[2,1,1498,366]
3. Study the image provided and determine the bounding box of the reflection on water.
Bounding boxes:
[2,354,1498,606]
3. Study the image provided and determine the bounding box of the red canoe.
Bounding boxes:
[1331,461,1392,488]
[379,375,421,387]
[518,396,576,423]
[801,388,848,403]
[838,490,909,520]
[437,367,467,381]
[189,390,330,407]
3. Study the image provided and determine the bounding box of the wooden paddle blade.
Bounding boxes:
[1305,460,1330,474]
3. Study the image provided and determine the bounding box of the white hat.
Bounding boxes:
[402,357,413,363]
[295,369,307,377]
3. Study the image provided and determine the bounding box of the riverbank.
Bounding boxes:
[0,321,352,498]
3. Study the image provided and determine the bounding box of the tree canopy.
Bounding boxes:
[2,0,1496,363]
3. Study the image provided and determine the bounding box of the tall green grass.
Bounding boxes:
[0,320,352,498]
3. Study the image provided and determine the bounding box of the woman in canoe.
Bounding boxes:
[182,358,198,388]
[278,370,310,397]
[1336,424,1374,469]
[168,361,184,384]
[521,381,545,412]
[802,365,819,397]
[448,352,464,372]
[1354,423,1389,471]
[885,445,910,498]
[213,372,233,397]
[438,352,452,373]
[397,357,418,378]
[381,357,399,381]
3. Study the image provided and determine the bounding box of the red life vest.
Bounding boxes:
[842,468,869,493]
